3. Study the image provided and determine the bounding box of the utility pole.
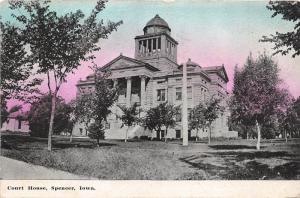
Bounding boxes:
[182,61,188,146]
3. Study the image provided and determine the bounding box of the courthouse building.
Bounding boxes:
[73,14,237,139]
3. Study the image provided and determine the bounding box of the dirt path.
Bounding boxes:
[0,156,94,180]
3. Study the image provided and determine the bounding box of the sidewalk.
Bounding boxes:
[0,156,94,180]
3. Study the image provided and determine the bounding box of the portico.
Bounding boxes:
[109,74,148,107]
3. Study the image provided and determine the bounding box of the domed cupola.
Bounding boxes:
[143,14,171,35]
[134,14,178,68]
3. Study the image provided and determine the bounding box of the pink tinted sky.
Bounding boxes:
[1,0,299,108]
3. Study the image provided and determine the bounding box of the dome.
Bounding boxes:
[178,58,201,70]
[143,14,171,33]
[186,58,201,68]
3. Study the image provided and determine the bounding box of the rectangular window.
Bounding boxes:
[139,41,142,51]
[158,37,161,49]
[157,89,166,101]
[176,112,181,122]
[176,87,182,100]
[176,130,181,138]
[18,120,22,129]
[187,86,192,99]
[161,130,165,138]
[188,108,192,120]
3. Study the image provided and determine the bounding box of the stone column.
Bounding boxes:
[140,75,146,107]
[151,39,154,53]
[146,39,149,53]
[126,77,132,107]
[113,79,118,88]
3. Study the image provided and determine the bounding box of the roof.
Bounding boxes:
[7,110,28,120]
[100,54,160,72]
[135,31,178,44]
[143,14,171,32]
[202,65,229,82]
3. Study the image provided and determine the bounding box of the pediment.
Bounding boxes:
[101,55,146,71]
[101,55,159,72]
[111,58,142,70]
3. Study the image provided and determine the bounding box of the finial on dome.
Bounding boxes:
[120,52,123,56]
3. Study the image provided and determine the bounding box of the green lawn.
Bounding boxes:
[1,134,300,180]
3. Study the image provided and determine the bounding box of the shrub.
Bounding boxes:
[87,122,105,145]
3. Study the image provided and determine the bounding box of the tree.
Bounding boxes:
[89,68,119,145]
[189,103,206,141]
[261,114,280,139]
[117,103,139,142]
[161,103,179,142]
[280,97,300,139]
[260,1,300,58]
[72,94,95,134]
[28,94,72,138]
[143,102,179,142]
[204,98,224,144]
[230,53,289,150]
[71,66,118,145]
[0,20,41,104]
[87,122,105,145]
[143,105,163,139]
[7,0,122,151]
[230,65,256,139]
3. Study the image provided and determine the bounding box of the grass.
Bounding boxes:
[1,134,300,180]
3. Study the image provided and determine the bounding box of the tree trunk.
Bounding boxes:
[196,129,199,141]
[158,127,161,140]
[48,92,57,151]
[165,128,168,142]
[256,119,261,150]
[125,126,129,142]
[69,133,73,143]
[246,125,249,140]
[97,138,100,147]
[208,124,211,144]
[284,130,287,143]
